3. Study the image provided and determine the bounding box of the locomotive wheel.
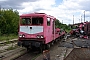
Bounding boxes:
[40,45,43,52]
[40,44,46,52]
[55,39,58,42]
[46,44,51,49]
[51,41,54,46]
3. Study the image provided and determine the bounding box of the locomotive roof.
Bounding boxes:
[20,12,56,19]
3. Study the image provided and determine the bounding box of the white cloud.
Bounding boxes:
[0,0,7,1]
[18,0,90,24]
[18,0,55,14]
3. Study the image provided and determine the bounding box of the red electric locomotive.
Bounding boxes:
[18,13,65,50]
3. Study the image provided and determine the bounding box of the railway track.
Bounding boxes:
[0,39,18,45]
[0,38,41,60]
[0,47,26,60]
[0,39,18,53]
[0,39,27,60]
[14,50,41,60]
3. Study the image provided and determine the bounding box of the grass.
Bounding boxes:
[31,53,41,60]
[64,53,66,58]
[6,45,18,50]
[0,34,18,41]
[65,29,71,33]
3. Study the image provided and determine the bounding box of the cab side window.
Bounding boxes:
[47,18,50,26]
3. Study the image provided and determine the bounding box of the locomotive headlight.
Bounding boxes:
[22,34,25,37]
[36,35,44,38]
[19,34,25,38]
[37,35,40,38]
[19,34,22,37]
[41,35,44,38]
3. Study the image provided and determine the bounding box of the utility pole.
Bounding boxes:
[84,11,85,22]
[81,16,82,23]
[73,15,74,24]
[79,19,80,23]
[62,20,63,24]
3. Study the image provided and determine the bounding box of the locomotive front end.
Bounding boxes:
[18,13,45,49]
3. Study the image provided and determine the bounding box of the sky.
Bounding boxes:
[0,0,90,25]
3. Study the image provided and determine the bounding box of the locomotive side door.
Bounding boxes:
[52,20,55,40]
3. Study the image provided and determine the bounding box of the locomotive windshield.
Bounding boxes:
[32,17,43,25]
[21,17,43,25]
[21,18,31,25]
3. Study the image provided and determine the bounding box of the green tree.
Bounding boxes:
[55,19,71,32]
[0,9,19,35]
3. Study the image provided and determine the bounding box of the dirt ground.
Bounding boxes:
[35,39,73,60]
[35,47,73,60]
[35,47,67,60]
